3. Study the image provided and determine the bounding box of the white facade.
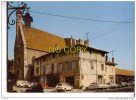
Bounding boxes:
[34,46,116,88]
[79,51,116,87]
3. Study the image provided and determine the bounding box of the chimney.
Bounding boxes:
[79,38,83,45]
[112,57,114,63]
[70,36,73,46]
[105,54,108,62]
[70,36,76,46]
[84,39,89,46]
[76,40,79,44]
[74,39,76,45]
[23,12,33,28]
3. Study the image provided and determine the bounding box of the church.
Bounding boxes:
[14,9,90,81]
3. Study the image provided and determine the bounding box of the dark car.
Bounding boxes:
[25,83,43,92]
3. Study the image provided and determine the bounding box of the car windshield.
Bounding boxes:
[90,83,97,85]
[57,83,62,86]
[66,84,70,86]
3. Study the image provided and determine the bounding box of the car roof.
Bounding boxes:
[58,83,65,84]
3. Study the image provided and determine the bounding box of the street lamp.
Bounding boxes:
[7,1,31,29]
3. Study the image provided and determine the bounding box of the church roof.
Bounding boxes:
[116,68,134,76]
[23,26,67,52]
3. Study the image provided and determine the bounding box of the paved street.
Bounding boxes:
[13,85,134,93]
[44,86,134,93]
[43,88,84,93]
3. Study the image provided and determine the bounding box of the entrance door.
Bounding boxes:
[65,76,74,86]
[46,74,59,87]
[110,77,114,83]
[98,75,103,83]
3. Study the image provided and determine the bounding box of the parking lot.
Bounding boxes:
[13,85,134,93]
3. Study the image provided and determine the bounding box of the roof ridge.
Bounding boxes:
[116,68,134,72]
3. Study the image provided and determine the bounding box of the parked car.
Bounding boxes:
[16,80,27,87]
[116,83,122,88]
[26,82,34,88]
[16,80,34,88]
[56,83,73,91]
[121,82,128,87]
[105,83,112,89]
[25,83,43,92]
[109,83,118,88]
[128,81,134,86]
[86,82,107,90]
[103,83,111,89]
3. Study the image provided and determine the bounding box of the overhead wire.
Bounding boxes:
[90,24,133,41]
[90,17,134,40]
[30,10,134,24]
[29,10,134,40]
[90,17,134,38]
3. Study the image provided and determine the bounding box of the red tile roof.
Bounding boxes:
[23,26,67,52]
[116,68,134,76]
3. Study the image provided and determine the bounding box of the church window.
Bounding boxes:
[36,67,39,73]
[52,64,54,71]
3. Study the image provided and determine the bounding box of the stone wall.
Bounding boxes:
[14,27,25,80]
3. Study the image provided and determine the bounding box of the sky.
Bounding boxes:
[8,1,135,70]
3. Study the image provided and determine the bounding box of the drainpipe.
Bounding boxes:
[79,52,82,88]
[40,58,41,83]
[95,53,98,83]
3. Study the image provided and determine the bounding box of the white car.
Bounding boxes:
[110,83,118,88]
[103,83,111,89]
[121,82,128,87]
[16,80,27,87]
[106,83,118,89]
[56,83,73,91]
[16,80,33,88]
[86,82,107,90]
[26,82,34,88]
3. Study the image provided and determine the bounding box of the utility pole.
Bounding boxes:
[85,32,90,40]
[110,50,116,58]
[110,50,116,63]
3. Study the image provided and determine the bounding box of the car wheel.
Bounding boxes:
[64,88,66,92]
[71,87,73,91]
[86,87,89,90]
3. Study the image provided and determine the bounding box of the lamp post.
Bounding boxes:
[7,1,33,80]
[7,1,30,29]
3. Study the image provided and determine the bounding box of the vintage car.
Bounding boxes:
[56,83,73,91]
